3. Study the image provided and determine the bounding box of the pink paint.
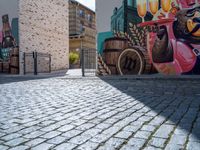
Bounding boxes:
[0,31,2,43]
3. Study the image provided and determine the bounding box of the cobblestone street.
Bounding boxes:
[0,76,200,150]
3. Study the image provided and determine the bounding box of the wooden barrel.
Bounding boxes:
[10,47,19,74]
[117,46,157,75]
[103,37,128,74]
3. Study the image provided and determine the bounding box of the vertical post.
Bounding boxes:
[34,51,37,75]
[49,54,51,73]
[81,48,85,77]
[23,52,26,75]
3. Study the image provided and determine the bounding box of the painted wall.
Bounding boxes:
[19,0,69,73]
[0,0,18,28]
[0,0,19,74]
[96,0,200,76]
[0,0,19,45]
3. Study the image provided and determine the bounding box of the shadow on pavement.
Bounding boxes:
[100,76,200,143]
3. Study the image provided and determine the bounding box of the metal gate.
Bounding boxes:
[81,48,97,76]
[24,51,51,75]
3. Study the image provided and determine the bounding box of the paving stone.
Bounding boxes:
[153,124,174,139]
[71,119,87,126]
[61,129,82,138]
[38,120,55,127]
[57,125,75,132]
[134,131,151,139]
[188,134,200,142]
[149,117,166,126]
[54,142,77,150]
[127,138,146,147]
[95,123,111,130]
[168,134,187,145]
[9,145,30,150]
[18,126,41,135]
[120,145,140,150]
[0,139,4,144]
[76,123,95,131]
[76,141,99,150]
[123,125,140,132]
[31,143,54,150]
[140,125,156,132]
[143,146,162,150]
[165,141,185,149]
[187,141,200,150]
[40,124,61,132]
[25,138,46,147]
[69,134,91,145]
[1,133,22,141]
[102,137,124,150]
[4,126,24,134]
[102,126,121,136]
[5,137,29,147]
[40,131,61,139]
[0,145,9,150]
[148,137,166,148]
[114,131,132,139]
[173,128,188,136]
[47,136,66,144]
[24,130,45,139]
[81,128,102,137]
[0,132,6,137]
[90,134,111,143]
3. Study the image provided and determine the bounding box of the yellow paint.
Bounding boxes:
[187,11,200,37]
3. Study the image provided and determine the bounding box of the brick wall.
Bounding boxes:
[19,0,69,74]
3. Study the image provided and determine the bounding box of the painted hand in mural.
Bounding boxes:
[152,25,173,63]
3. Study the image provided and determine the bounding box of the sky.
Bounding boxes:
[76,0,95,11]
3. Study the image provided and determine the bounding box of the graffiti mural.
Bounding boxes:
[97,0,200,75]
[0,14,19,74]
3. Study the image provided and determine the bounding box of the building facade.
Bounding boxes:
[0,0,69,74]
[111,0,153,33]
[69,0,96,67]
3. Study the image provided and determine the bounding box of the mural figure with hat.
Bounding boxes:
[149,0,200,74]
[97,0,200,75]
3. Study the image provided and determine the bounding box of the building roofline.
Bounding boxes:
[69,0,95,14]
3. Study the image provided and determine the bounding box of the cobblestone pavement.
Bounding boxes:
[0,76,200,150]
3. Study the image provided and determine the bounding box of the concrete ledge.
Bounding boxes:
[1,72,200,81]
[98,74,200,81]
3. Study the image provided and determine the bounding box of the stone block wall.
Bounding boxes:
[19,0,69,74]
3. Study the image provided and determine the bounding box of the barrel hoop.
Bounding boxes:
[106,64,116,67]
[103,49,122,53]
[105,37,127,42]
[117,47,145,75]
[11,54,19,57]
[10,65,19,69]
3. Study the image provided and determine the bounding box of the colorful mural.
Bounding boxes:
[0,14,19,74]
[97,0,200,75]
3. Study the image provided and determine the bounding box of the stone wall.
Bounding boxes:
[19,0,69,74]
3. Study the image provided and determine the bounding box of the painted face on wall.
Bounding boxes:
[173,6,200,44]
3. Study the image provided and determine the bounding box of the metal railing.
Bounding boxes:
[81,48,97,77]
[24,51,51,75]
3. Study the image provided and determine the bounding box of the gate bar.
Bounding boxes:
[81,49,85,77]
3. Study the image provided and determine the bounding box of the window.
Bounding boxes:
[79,9,85,18]
[80,21,84,32]
[87,14,93,22]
